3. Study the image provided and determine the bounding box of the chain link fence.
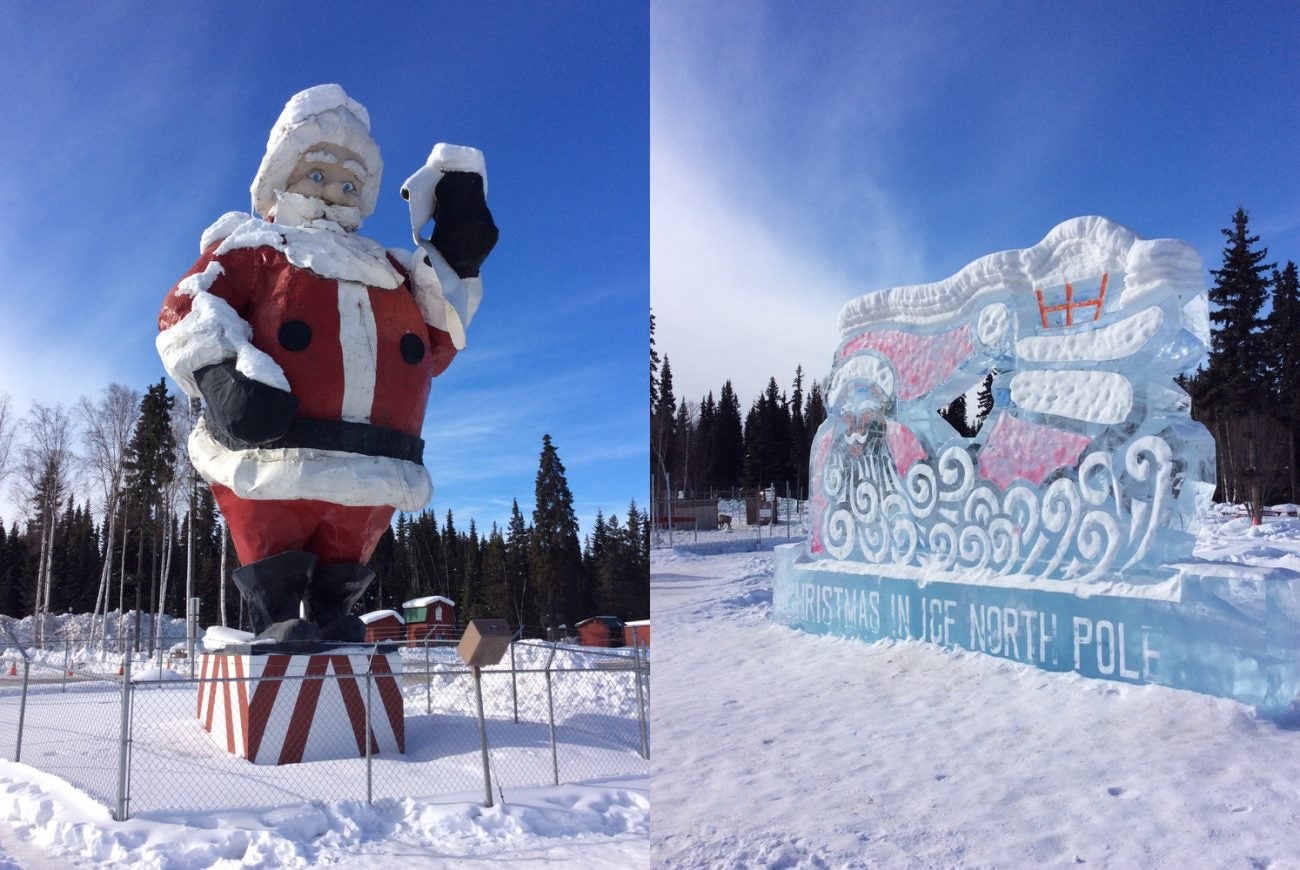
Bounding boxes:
[1,630,648,820]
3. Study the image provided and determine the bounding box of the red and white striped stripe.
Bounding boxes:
[196,651,404,764]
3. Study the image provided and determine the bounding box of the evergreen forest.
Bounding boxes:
[0,384,648,647]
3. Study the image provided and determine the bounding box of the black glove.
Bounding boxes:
[430,171,499,279]
[194,360,299,448]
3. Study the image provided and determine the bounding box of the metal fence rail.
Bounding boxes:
[0,637,648,820]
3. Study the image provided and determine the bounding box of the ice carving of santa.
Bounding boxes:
[157,84,497,643]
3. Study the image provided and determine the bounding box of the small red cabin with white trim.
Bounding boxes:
[623,619,649,648]
[359,610,405,644]
[402,595,457,643]
[576,616,625,648]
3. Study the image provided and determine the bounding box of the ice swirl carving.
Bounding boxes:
[819,438,1174,583]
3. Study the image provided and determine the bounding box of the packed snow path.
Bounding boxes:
[651,536,1300,867]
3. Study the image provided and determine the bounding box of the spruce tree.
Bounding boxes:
[479,524,510,622]
[713,381,745,492]
[530,434,584,629]
[1205,208,1274,414]
[442,510,463,604]
[625,502,650,619]
[505,500,533,630]
[1197,208,1276,518]
[121,380,176,639]
[365,526,397,612]
[650,310,660,413]
[652,357,677,496]
[595,512,629,616]
[1267,262,1300,502]
[805,381,828,440]
[788,367,807,497]
[696,392,717,494]
[673,398,695,495]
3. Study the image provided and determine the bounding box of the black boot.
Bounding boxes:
[231,550,321,643]
[304,563,374,643]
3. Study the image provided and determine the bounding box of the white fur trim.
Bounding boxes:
[251,84,382,221]
[337,281,378,422]
[408,249,481,350]
[189,418,432,510]
[176,261,224,297]
[200,212,252,252]
[155,293,289,397]
[215,215,402,289]
[401,143,488,241]
[157,292,290,399]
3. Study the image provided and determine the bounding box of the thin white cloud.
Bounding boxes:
[649,3,945,407]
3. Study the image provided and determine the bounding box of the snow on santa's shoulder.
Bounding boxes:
[213,214,403,290]
[401,595,455,609]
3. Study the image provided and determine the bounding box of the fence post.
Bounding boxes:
[61,636,69,693]
[365,649,375,806]
[545,643,559,786]
[633,638,648,759]
[425,639,432,717]
[510,638,519,724]
[15,660,30,763]
[473,665,493,807]
[115,654,132,821]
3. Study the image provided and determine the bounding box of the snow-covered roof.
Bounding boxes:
[359,610,404,625]
[402,595,455,609]
[576,616,624,627]
[624,620,650,627]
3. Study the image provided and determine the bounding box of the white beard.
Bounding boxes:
[272,190,363,231]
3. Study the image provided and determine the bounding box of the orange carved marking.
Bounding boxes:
[1035,273,1109,329]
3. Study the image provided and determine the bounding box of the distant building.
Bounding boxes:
[359,610,405,644]
[576,616,625,647]
[402,595,457,644]
[624,619,649,648]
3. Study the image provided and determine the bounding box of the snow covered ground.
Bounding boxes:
[0,639,648,867]
[651,509,1300,867]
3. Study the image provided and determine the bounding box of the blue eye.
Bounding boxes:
[309,170,324,183]
[342,182,355,193]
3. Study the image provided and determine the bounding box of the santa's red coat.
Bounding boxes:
[158,225,457,563]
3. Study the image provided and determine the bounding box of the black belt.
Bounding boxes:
[208,416,425,464]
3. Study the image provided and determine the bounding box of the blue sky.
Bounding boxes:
[0,2,647,538]
[653,0,1300,407]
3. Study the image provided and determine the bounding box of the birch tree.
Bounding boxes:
[77,384,139,653]
[18,403,75,645]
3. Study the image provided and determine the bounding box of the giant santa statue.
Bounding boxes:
[156,84,497,644]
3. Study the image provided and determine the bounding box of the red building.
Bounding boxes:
[402,595,457,643]
[359,610,405,644]
[623,619,649,649]
[576,616,625,647]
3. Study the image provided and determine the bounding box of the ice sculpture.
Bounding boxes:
[811,216,1214,587]
[774,217,1300,719]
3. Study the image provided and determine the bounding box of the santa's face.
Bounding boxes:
[285,142,366,209]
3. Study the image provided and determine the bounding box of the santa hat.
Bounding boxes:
[250,84,383,220]
[830,352,896,409]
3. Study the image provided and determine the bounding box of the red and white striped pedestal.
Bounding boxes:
[196,651,405,765]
